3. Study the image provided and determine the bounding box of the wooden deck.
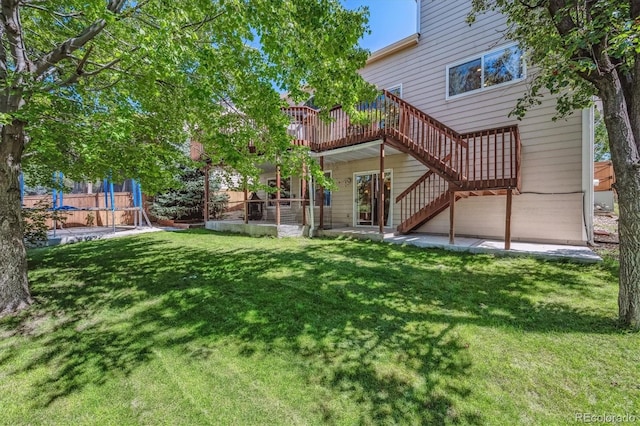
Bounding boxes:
[286,93,520,188]
[284,90,522,234]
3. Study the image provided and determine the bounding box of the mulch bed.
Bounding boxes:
[593,212,619,260]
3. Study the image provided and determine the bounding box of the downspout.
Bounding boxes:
[308,175,315,238]
[416,0,421,35]
[582,105,595,244]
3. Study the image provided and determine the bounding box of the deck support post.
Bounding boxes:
[204,163,210,222]
[319,156,325,230]
[449,190,456,245]
[301,163,307,226]
[505,188,513,250]
[276,166,281,226]
[243,177,248,225]
[379,140,385,234]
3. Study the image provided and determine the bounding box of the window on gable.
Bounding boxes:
[447,45,524,98]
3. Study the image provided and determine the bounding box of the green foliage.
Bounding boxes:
[22,200,68,246]
[1,232,633,424]
[3,1,374,191]
[22,200,50,246]
[594,108,611,161]
[468,1,637,119]
[209,192,230,220]
[150,167,228,221]
[468,1,640,329]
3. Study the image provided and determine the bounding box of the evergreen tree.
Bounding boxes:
[150,168,228,221]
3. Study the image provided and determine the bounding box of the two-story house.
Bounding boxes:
[209,1,594,247]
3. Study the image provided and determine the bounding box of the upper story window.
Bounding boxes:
[386,84,402,98]
[446,44,525,99]
[357,84,402,111]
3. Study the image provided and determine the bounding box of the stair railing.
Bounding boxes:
[395,170,449,232]
[282,92,521,233]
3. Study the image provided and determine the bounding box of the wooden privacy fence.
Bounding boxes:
[594,161,615,192]
[23,192,136,229]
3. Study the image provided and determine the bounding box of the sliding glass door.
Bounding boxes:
[354,171,391,227]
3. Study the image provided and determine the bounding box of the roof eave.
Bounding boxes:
[366,33,420,65]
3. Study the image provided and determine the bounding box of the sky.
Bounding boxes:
[342,0,418,52]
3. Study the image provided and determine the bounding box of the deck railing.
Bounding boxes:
[284,90,520,190]
[284,106,319,146]
[283,91,521,232]
[459,125,521,190]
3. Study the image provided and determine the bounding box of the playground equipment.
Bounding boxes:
[21,172,152,237]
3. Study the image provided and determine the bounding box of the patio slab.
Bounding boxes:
[205,220,310,238]
[324,228,602,263]
[44,226,166,247]
[201,221,603,263]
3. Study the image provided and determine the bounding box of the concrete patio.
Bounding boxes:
[320,227,602,263]
[44,226,166,246]
[42,222,602,263]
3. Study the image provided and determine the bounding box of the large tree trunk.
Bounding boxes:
[616,175,640,329]
[598,75,640,330]
[0,121,32,315]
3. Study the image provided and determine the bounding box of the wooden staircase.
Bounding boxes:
[284,90,521,234]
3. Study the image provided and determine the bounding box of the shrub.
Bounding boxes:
[209,192,230,220]
[22,199,68,246]
[151,167,228,221]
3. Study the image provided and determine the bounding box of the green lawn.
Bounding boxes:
[1,230,638,425]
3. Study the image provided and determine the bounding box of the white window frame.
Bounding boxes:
[445,43,525,100]
[352,169,393,228]
[386,83,403,98]
[267,176,292,207]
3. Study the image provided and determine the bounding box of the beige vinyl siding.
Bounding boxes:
[338,2,587,243]
[420,193,585,245]
[327,152,420,228]
[326,150,584,245]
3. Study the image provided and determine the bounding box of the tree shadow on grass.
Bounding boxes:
[0,230,620,424]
